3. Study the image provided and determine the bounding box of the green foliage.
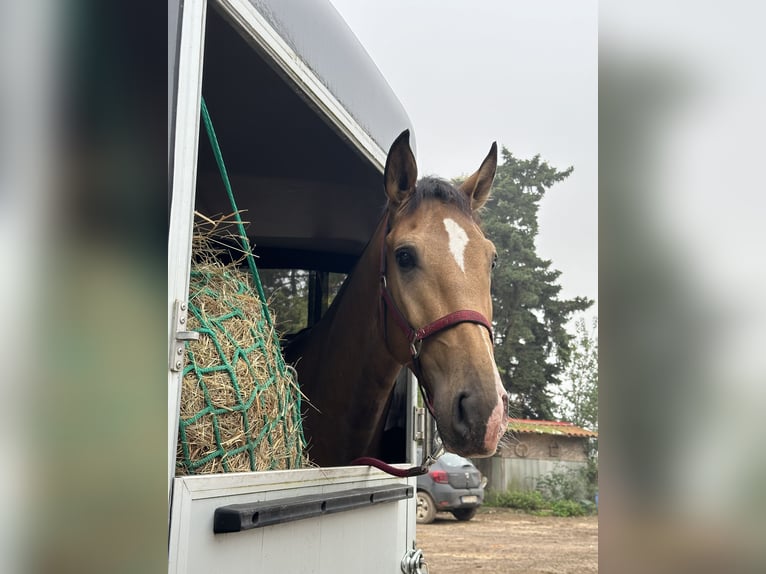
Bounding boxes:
[486,486,594,516]
[476,149,593,419]
[259,269,346,336]
[486,489,547,512]
[536,465,588,502]
[486,463,598,516]
[557,317,598,432]
[550,499,587,517]
[259,269,309,335]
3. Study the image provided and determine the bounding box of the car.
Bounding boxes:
[416,452,487,524]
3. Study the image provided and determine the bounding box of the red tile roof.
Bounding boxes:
[506,418,598,438]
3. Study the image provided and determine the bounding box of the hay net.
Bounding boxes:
[176,216,307,474]
[176,98,307,474]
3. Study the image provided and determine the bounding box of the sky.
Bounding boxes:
[330,0,598,327]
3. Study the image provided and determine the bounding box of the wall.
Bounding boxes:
[498,434,590,463]
[473,433,592,492]
[472,457,589,493]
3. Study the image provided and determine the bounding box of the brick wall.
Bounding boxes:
[498,433,590,462]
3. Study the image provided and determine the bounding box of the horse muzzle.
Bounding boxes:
[430,377,508,458]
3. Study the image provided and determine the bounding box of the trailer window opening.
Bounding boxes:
[259,269,347,334]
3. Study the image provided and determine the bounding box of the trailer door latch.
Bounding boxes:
[413,407,425,441]
[170,300,199,372]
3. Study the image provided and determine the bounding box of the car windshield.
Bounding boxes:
[439,452,471,466]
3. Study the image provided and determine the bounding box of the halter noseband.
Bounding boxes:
[378,214,494,365]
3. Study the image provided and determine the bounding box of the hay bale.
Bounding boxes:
[176,215,307,474]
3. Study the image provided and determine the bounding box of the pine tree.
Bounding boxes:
[480,149,592,419]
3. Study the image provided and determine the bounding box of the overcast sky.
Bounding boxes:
[330,0,598,325]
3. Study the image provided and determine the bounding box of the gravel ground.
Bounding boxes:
[416,507,598,573]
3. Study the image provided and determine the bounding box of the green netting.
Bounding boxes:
[175,98,306,474]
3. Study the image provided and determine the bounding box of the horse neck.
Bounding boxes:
[313,215,400,387]
[298,215,402,461]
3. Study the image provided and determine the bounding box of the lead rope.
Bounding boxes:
[350,387,444,477]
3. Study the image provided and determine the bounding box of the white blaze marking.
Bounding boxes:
[443,218,469,273]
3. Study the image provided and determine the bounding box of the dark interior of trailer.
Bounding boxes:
[196,7,387,275]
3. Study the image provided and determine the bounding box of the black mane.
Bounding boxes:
[396,176,473,219]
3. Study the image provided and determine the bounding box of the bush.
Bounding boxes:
[486,462,599,516]
[486,489,595,516]
[550,499,586,517]
[486,490,546,511]
[536,465,588,502]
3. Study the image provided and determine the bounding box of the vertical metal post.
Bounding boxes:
[307,270,329,325]
[168,0,207,514]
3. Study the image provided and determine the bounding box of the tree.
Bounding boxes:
[478,149,593,419]
[259,269,309,335]
[259,269,346,335]
[557,317,598,431]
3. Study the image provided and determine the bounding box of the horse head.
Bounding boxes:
[381,130,509,458]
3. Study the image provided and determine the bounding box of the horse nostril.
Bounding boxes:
[502,391,509,415]
[453,392,472,439]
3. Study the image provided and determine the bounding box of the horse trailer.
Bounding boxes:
[168,1,429,572]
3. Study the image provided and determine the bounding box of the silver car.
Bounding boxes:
[416,452,486,524]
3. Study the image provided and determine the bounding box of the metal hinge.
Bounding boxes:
[401,547,428,574]
[170,299,199,372]
[413,407,425,441]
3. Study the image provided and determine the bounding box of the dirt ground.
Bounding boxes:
[416,507,598,574]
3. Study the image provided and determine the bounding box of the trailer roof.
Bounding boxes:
[194,1,415,272]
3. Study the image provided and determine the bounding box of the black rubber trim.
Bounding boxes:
[213,484,413,533]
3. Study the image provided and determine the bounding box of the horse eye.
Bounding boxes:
[395,248,416,270]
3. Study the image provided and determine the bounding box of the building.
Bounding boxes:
[472,419,597,493]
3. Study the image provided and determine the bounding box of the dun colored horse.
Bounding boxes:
[285,130,509,467]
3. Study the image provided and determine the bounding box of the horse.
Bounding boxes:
[285,130,509,467]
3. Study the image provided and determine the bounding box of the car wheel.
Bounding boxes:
[416,491,437,524]
[451,507,478,521]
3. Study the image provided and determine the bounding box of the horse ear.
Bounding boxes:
[460,142,498,210]
[384,130,418,206]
